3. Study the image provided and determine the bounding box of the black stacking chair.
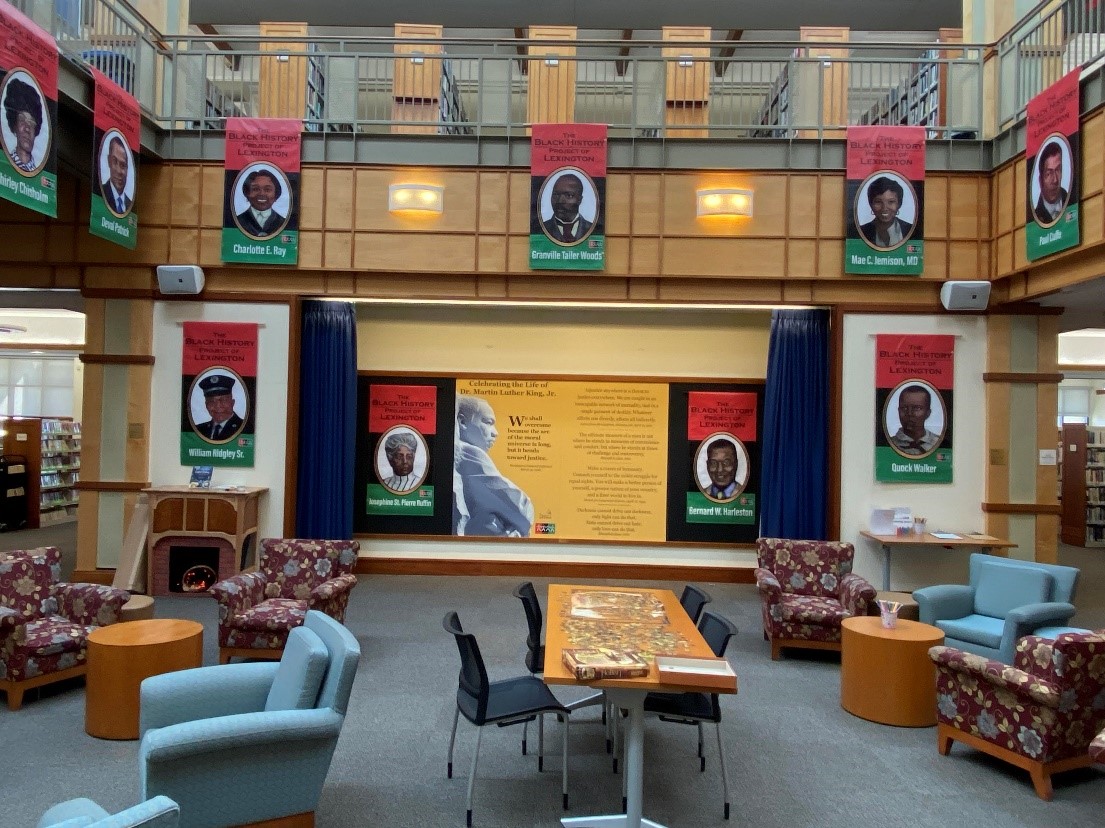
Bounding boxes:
[679,584,713,625]
[614,610,738,819]
[444,611,570,827]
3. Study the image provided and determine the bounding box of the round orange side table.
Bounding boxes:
[85,618,204,740]
[840,615,944,727]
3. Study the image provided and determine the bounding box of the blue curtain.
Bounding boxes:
[760,309,830,539]
[296,301,357,539]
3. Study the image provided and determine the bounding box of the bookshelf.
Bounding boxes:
[1060,423,1105,547]
[305,45,326,132]
[0,417,80,529]
[753,59,793,138]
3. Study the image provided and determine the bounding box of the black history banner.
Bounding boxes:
[874,334,953,483]
[530,123,606,270]
[844,126,925,275]
[180,322,258,467]
[366,384,437,517]
[681,391,758,525]
[89,69,138,249]
[0,2,57,217]
[222,118,300,265]
[1026,70,1080,261]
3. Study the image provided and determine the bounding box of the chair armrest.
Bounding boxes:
[754,568,781,599]
[839,572,877,616]
[913,584,974,625]
[55,583,129,626]
[140,707,343,767]
[1091,730,1105,763]
[928,645,1062,708]
[0,605,18,634]
[1007,601,1077,628]
[140,662,279,733]
[210,572,267,617]
[310,573,357,602]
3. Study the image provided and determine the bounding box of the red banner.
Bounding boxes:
[1025,70,1081,261]
[686,391,757,441]
[90,68,139,247]
[369,384,438,433]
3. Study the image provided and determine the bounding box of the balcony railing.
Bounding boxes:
[4,0,1104,143]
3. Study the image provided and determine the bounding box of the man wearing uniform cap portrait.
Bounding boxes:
[195,374,244,441]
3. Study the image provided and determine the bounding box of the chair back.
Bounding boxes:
[679,584,712,625]
[0,554,50,620]
[303,609,361,715]
[443,611,489,724]
[513,581,543,673]
[3,546,61,582]
[756,537,855,598]
[967,553,1079,605]
[698,610,738,658]
[258,538,361,598]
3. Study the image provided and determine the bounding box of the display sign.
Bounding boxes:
[89,68,138,249]
[221,118,301,265]
[529,123,606,270]
[1026,70,1080,261]
[874,334,954,483]
[844,126,926,275]
[0,2,58,217]
[682,391,758,526]
[180,322,258,467]
[366,384,437,516]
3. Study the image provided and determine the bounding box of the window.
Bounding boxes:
[1058,385,1091,425]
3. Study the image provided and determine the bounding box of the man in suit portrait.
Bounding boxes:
[380,430,421,494]
[194,374,244,442]
[702,438,742,502]
[235,169,287,238]
[3,76,44,174]
[539,173,593,245]
[100,135,132,215]
[858,176,914,250]
[1032,141,1068,226]
[888,384,942,457]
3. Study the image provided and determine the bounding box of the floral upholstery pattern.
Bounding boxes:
[930,631,1105,799]
[210,538,359,659]
[755,537,876,660]
[0,547,128,710]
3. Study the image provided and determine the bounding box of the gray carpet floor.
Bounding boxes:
[2,526,1104,827]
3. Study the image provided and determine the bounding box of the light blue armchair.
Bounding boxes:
[914,553,1079,664]
[38,796,179,827]
[138,610,360,827]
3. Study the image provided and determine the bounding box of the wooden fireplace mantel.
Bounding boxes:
[143,486,268,596]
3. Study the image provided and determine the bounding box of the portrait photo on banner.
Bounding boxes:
[187,367,249,444]
[882,379,946,459]
[1,69,50,176]
[1027,132,1075,228]
[230,162,293,240]
[374,425,429,496]
[97,128,135,217]
[533,166,601,246]
[854,170,919,251]
[693,432,749,504]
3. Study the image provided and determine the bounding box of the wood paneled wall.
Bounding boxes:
[0,163,994,309]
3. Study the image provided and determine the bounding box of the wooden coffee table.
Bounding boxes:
[840,615,943,727]
[85,618,204,739]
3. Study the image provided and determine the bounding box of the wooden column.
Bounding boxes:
[798,26,849,139]
[662,26,711,138]
[392,23,443,135]
[527,26,577,128]
[259,22,308,119]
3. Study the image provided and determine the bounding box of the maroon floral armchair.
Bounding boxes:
[210,538,359,663]
[755,537,876,660]
[930,631,1105,800]
[0,546,128,710]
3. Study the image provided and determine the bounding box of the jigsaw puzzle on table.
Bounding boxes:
[558,618,691,659]
[565,589,668,623]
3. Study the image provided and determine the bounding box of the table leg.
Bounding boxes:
[881,543,891,592]
[561,688,667,828]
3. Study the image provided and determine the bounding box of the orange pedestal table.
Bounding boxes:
[840,616,943,727]
[85,619,204,739]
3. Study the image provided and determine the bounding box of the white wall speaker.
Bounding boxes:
[939,280,990,311]
[156,265,205,295]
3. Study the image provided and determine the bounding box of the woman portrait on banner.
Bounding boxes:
[856,173,916,250]
[2,72,48,174]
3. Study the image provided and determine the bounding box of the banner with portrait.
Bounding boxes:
[221,118,301,265]
[530,123,606,271]
[0,2,57,217]
[844,126,925,275]
[180,322,258,467]
[366,384,438,517]
[89,69,138,249]
[1026,69,1080,262]
[874,334,953,483]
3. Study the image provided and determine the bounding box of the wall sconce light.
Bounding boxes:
[696,187,754,218]
[677,55,694,68]
[389,184,444,214]
[409,52,425,65]
[544,57,560,67]
[276,54,289,63]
